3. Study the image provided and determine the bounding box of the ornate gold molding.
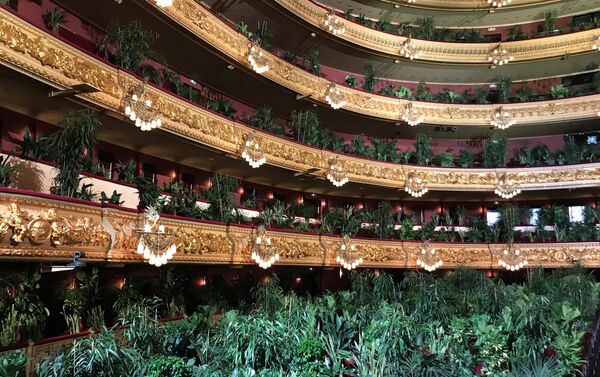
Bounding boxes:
[1,191,600,268]
[384,0,555,10]
[2,8,600,191]
[276,0,597,62]
[144,0,600,123]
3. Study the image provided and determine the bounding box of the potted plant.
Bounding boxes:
[42,7,66,34]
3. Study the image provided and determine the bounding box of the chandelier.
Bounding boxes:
[323,10,346,36]
[251,226,279,269]
[326,157,349,187]
[593,36,600,51]
[241,132,266,168]
[336,234,363,270]
[416,241,442,272]
[124,84,162,131]
[155,0,173,7]
[400,38,422,60]
[248,43,269,74]
[325,83,347,109]
[490,106,516,130]
[404,172,428,198]
[487,0,511,8]
[498,245,528,271]
[494,173,521,199]
[134,207,176,267]
[402,102,424,126]
[488,44,513,67]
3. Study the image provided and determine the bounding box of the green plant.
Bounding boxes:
[236,21,253,39]
[121,298,164,358]
[75,183,96,201]
[550,84,569,99]
[394,86,413,99]
[509,25,526,40]
[303,49,321,75]
[249,107,284,135]
[414,134,434,165]
[251,274,284,317]
[362,63,377,92]
[437,89,463,103]
[116,160,137,183]
[415,81,433,101]
[99,190,124,205]
[0,350,27,377]
[473,88,490,104]
[42,7,66,33]
[134,176,161,208]
[45,110,101,198]
[542,11,557,33]
[0,0,18,10]
[200,175,239,223]
[375,19,395,33]
[483,134,507,167]
[98,20,158,72]
[494,76,512,103]
[252,20,274,48]
[436,150,454,167]
[0,155,16,187]
[147,355,190,377]
[516,86,534,102]
[344,75,357,88]
[417,17,435,40]
[206,98,237,118]
[457,149,475,167]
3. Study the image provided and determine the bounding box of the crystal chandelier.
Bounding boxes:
[488,0,511,8]
[326,157,349,187]
[404,172,428,198]
[248,43,269,74]
[488,44,513,67]
[400,38,422,60]
[241,132,266,168]
[323,10,346,36]
[251,226,279,269]
[155,0,173,7]
[134,207,176,267]
[325,83,347,109]
[494,173,521,199]
[416,241,442,272]
[124,84,162,131]
[498,245,528,271]
[336,234,363,270]
[490,106,516,130]
[402,102,424,126]
[593,36,600,51]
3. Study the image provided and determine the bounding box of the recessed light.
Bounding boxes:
[394,4,400,8]
[227,64,235,70]
[310,32,316,37]
[394,59,401,64]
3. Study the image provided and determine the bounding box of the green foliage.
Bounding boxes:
[42,7,66,33]
[415,81,433,101]
[361,63,377,92]
[394,85,413,99]
[516,86,535,102]
[46,110,101,198]
[98,20,157,72]
[121,298,164,358]
[0,155,16,187]
[550,84,569,99]
[436,150,454,167]
[495,76,512,103]
[200,175,239,223]
[134,176,161,209]
[436,89,463,103]
[116,160,137,183]
[99,190,123,205]
[344,75,357,88]
[416,17,435,40]
[473,87,490,104]
[302,50,320,75]
[543,11,557,33]
[456,28,484,41]
[160,180,200,218]
[0,350,26,377]
[249,107,284,135]
[483,134,507,167]
[414,134,434,165]
[251,274,284,317]
[206,99,237,118]
[509,25,526,40]
[147,355,190,377]
[457,149,475,167]
[252,21,274,48]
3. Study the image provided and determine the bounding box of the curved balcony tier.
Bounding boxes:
[3,7,600,193]
[2,189,600,269]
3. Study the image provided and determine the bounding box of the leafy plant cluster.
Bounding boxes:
[20,268,600,377]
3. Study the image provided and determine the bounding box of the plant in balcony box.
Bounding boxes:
[515,86,534,102]
[414,134,434,165]
[457,149,475,167]
[147,355,191,377]
[206,98,236,118]
[302,49,321,75]
[75,183,96,201]
[354,14,374,27]
[99,190,123,206]
[560,135,586,165]
[160,180,200,218]
[516,146,535,166]
[415,81,433,101]
[200,175,238,223]
[436,150,454,167]
[362,63,377,92]
[98,20,158,72]
[370,138,399,162]
[236,21,252,39]
[42,7,66,34]
[0,155,16,187]
[116,160,137,183]
[250,107,284,136]
[473,88,489,104]
[417,17,435,40]
[0,350,27,377]
[0,0,18,10]
[494,76,512,103]
[283,50,296,63]
[531,144,555,165]
[375,19,395,33]
[252,20,274,49]
[344,74,358,88]
[550,84,569,99]
[508,25,526,40]
[394,85,413,99]
[483,134,507,167]
[378,83,396,97]
[290,109,321,146]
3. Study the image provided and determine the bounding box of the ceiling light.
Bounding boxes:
[336,235,363,270]
[323,9,346,36]
[248,43,269,74]
[324,82,347,109]
[402,102,424,126]
[499,245,528,271]
[494,173,521,199]
[135,207,176,267]
[490,106,516,130]
[416,241,442,272]
[488,44,513,67]
[251,226,279,269]
[241,132,266,168]
[124,83,161,131]
[404,171,428,198]
[155,0,173,7]
[488,0,511,8]
[326,157,349,187]
[400,38,422,60]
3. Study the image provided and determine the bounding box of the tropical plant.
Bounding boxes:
[415,81,433,101]
[116,160,137,183]
[200,175,239,223]
[0,350,27,377]
[550,84,569,99]
[344,75,357,88]
[483,134,507,167]
[98,20,158,72]
[303,49,321,75]
[42,7,66,33]
[473,88,490,104]
[494,76,512,103]
[362,63,377,92]
[394,86,413,99]
[436,150,454,167]
[252,21,274,48]
[206,98,237,118]
[147,355,190,377]
[516,86,535,102]
[509,25,526,40]
[249,107,284,135]
[99,190,123,205]
[542,11,557,33]
[417,17,435,40]
[457,149,475,167]
[414,134,434,165]
[0,155,16,187]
